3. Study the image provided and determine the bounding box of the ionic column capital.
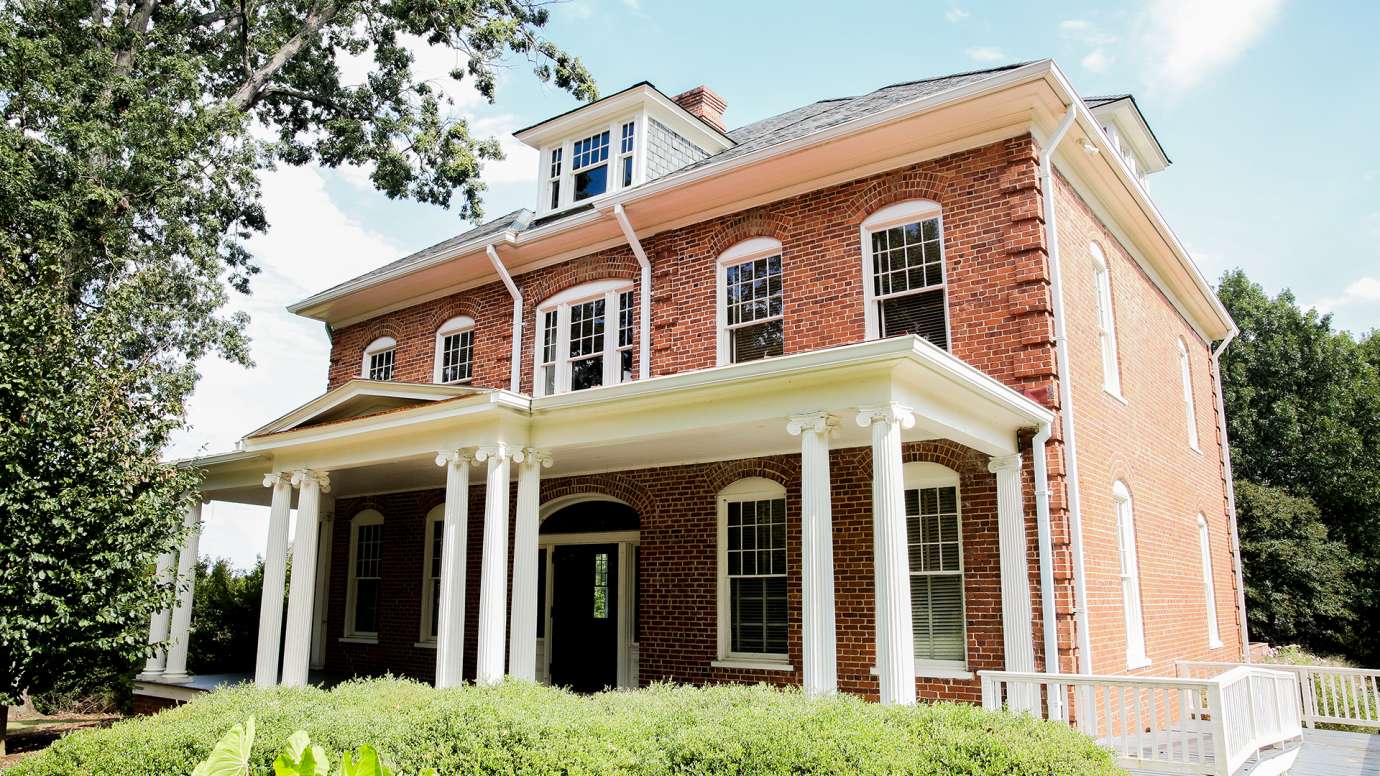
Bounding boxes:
[512,448,553,468]
[855,404,916,430]
[434,448,477,468]
[787,412,838,437]
[290,469,331,493]
[473,443,512,463]
[262,471,292,489]
[987,454,1023,474]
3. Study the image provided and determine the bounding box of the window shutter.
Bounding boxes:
[881,289,948,349]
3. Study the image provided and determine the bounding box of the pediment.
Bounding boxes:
[246,379,486,438]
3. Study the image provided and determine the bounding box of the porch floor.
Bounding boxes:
[137,670,351,694]
[1124,729,1380,776]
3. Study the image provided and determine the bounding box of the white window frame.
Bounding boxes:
[361,336,397,381]
[904,462,969,675]
[715,237,785,366]
[418,504,445,644]
[343,508,385,642]
[714,477,792,671]
[1178,338,1200,451]
[531,279,635,397]
[1198,514,1223,649]
[1113,482,1150,668]
[540,115,642,215]
[860,199,952,347]
[432,315,475,385]
[1091,243,1123,398]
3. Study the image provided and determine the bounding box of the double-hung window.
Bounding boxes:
[534,280,636,396]
[618,121,636,187]
[1178,338,1200,450]
[904,463,967,670]
[362,337,396,381]
[346,509,385,639]
[717,478,788,665]
[542,118,642,214]
[420,505,444,642]
[571,130,610,202]
[546,148,563,211]
[433,316,474,384]
[717,238,784,365]
[862,200,950,349]
[1091,243,1123,396]
[1114,482,1150,667]
[1197,514,1223,649]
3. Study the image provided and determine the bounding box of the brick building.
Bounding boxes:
[137,60,1244,714]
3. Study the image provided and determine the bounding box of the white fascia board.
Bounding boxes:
[246,380,482,438]
[901,338,1054,426]
[1044,65,1234,340]
[170,449,267,470]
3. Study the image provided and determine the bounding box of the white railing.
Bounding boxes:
[980,667,1301,775]
[1179,660,1380,730]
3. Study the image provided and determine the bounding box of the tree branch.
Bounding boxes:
[226,0,339,111]
[257,84,342,111]
[112,0,158,77]
[191,6,238,26]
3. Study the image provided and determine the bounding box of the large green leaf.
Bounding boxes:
[191,717,255,776]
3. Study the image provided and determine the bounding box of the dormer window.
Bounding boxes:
[618,121,636,187]
[572,130,610,202]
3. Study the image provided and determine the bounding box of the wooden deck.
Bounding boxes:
[1127,729,1380,775]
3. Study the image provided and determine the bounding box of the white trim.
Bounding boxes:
[1198,514,1224,649]
[860,200,952,346]
[1090,243,1124,398]
[901,462,969,672]
[717,477,790,665]
[344,508,385,639]
[715,238,785,366]
[1113,482,1149,668]
[711,659,796,672]
[419,503,445,644]
[532,279,636,397]
[338,636,379,645]
[1178,338,1201,452]
[432,316,476,385]
[361,337,397,380]
[869,664,975,681]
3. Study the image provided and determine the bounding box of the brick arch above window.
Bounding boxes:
[701,457,799,496]
[845,169,953,227]
[423,296,484,337]
[517,250,643,313]
[703,209,794,261]
[540,471,657,523]
[849,440,986,481]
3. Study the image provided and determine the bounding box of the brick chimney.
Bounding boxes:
[673,85,727,132]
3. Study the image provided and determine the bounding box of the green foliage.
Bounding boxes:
[0,0,593,715]
[193,717,255,776]
[190,558,271,675]
[1217,269,1380,661]
[11,678,1120,775]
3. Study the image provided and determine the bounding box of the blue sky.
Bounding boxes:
[174,0,1380,569]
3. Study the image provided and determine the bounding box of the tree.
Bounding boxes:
[189,558,270,675]
[0,0,594,752]
[1217,269,1380,661]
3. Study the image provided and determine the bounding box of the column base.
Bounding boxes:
[135,671,165,681]
[157,672,193,683]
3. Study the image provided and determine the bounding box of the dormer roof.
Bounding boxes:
[513,81,734,152]
[1085,93,1171,175]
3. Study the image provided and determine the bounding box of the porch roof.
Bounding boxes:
[189,337,1053,505]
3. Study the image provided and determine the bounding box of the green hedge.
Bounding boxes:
[12,678,1120,775]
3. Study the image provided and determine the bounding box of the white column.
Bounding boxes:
[474,444,512,687]
[857,405,917,706]
[509,448,552,681]
[254,472,293,687]
[433,449,473,688]
[161,500,203,681]
[990,454,1039,712]
[138,551,176,678]
[281,469,330,687]
[788,413,839,697]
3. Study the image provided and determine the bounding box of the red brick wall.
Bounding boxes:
[1051,172,1241,674]
[323,442,1016,703]
[131,693,186,715]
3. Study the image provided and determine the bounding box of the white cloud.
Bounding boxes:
[945,6,969,23]
[1312,277,1380,315]
[473,114,539,186]
[1081,47,1113,73]
[336,33,484,112]
[1060,17,1118,73]
[965,46,1008,63]
[622,0,640,9]
[1138,0,1285,96]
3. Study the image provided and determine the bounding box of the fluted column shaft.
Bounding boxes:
[858,405,916,706]
[281,470,329,687]
[991,454,1038,711]
[161,500,203,681]
[139,551,176,677]
[255,473,293,687]
[508,448,550,681]
[475,445,512,686]
[789,413,838,697]
[434,450,472,688]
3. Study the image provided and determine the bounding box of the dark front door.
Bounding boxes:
[549,543,619,692]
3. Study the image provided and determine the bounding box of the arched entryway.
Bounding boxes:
[538,496,640,692]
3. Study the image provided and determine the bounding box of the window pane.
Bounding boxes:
[568,299,605,357]
[618,291,634,347]
[880,288,948,349]
[906,484,964,663]
[726,496,787,655]
[593,552,609,619]
[573,165,607,201]
[570,355,603,390]
[872,217,943,298]
[537,548,547,638]
[730,320,784,363]
[912,575,964,661]
[430,520,444,578]
[368,349,395,381]
[724,254,783,326]
[622,156,634,187]
[441,330,472,383]
[355,578,379,633]
[429,578,440,638]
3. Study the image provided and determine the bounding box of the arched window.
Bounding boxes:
[433,316,475,384]
[345,509,385,639]
[533,279,635,396]
[1197,514,1223,649]
[362,337,396,381]
[716,238,784,365]
[1091,243,1123,396]
[1113,482,1149,667]
[1178,338,1200,450]
[903,462,967,671]
[420,504,445,642]
[861,200,950,349]
[716,477,789,666]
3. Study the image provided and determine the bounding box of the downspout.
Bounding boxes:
[1030,420,1063,719]
[1211,328,1250,662]
[485,244,523,393]
[1040,103,1095,677]
[612,203,652,380]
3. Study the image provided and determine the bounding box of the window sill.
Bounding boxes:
[1103,388,1128,405]
[1127,655,1152,670]
[711,659,794,672]
[414,641,437,650]
[339,635,379,645]
[869,664,974,681]
[1208,639,1224,650]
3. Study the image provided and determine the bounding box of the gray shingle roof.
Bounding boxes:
[1084,94,1132,109]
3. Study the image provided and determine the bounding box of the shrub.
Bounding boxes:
[11,678,1120,775]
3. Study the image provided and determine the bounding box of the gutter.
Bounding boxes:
[1211,327,1250,662]
[1030,420,1063,719]
[1040,102,1095,677]
[610,203,652,380]
[485,244,523,393]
